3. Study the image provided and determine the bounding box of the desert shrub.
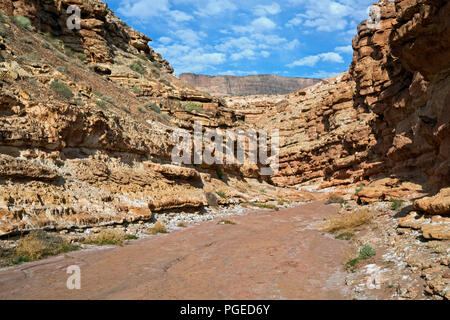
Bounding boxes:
[73,98,83,106]
[0,10,6,23]
[160,79,173,87]
[336,232,355,240]
[130,60,145,74]
[390,198,404,211]
[57,65,69,74]
[121,105,131,114]
[146,103,161,114]
[148,221,168,235]
[217,219,237,225]
[249,202,279,211]
[83,229,128,246]
[326,195,346,205]
[12,16,32,30]
[346,245,376,271]
[152,61,162,69]
[216,168,224,180]
[101,95,115,105]
[95,99,107,110]
[322,209,373,233]
[183,103,203,113]
[74,52,86,62]
[160,113,170,121]
[215,190,227,199]
[15,231,77,261]
[50,80,73,99]
[137,53,148,60]
[355,185,365,196]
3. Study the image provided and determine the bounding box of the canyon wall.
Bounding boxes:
[0,0,449,237]
[179,73,321,97]
[237,0,449,195]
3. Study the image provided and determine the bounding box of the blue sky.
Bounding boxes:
[105,0,377,78]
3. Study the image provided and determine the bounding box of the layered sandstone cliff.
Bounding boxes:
[0,0,449,239]
[179,73,321,97]
[0,0,295,237]
[230,0,449,196]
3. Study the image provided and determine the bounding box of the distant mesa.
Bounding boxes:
[179,73,322,97]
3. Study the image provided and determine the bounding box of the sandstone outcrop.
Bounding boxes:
[0,0,449,242]
[414,188,450,216]
[179,73,321,97]
[230,0,449,195]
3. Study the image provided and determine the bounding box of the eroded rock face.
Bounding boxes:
[179,73,322,97]
[230,0,449,194]
[414,188,450,216]
[351,0,450,191]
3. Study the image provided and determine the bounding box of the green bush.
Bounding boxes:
[130,60,145,74]
[137,53,148,60]
[101,95,115,105]
[390,198,404,211]
[95,99,107,110]
[346,245,376,271]
[152,61,162,69]
[0,10,6,23]
[216,168,224,180]
[183,103,203,113]
[215,191,227,199]
[146,103,161,114]
[57,65,69,74]
[50,80,73,99]
[74,52,86,62]
[355,185,365,196]
[12,16,32,30]
[160,79,173,87]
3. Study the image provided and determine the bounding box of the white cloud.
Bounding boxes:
[231,49,256,61]
[158,36,173,45]
[194,0,237,16]
[286,14,302,28]
[252,16,277,31]
[117,0,170,19]
[171,28,206,45]
[286,0,374,32]
[156,43,226,74]
[285,39,300,50]
[288,52,344,67]
[169,10,194,22]
[335,45,353,54]
[253,3,281,16]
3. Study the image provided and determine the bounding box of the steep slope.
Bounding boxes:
[231,0,449,196]
[179,73,321,97]
[0,0,301,237]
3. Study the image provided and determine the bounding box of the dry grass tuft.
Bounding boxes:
[245,202,279,211]
[15,230,77,261]
[217,219,237,225]
[83,229,129,246]
[322,209,373,233]
[148,221,168,235]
